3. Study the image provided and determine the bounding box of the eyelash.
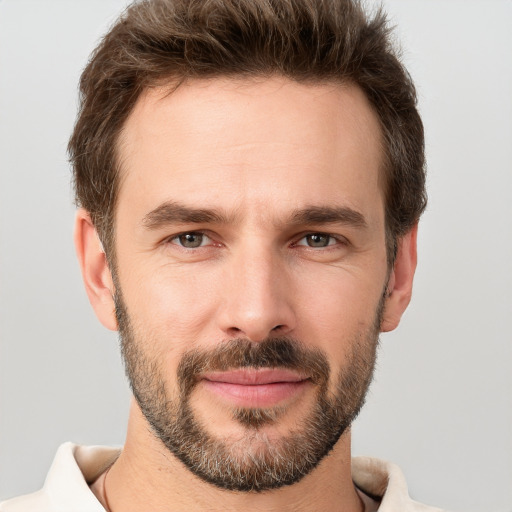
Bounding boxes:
[293,233,346,249]
[166,231,348,250]
[167,231,215,249]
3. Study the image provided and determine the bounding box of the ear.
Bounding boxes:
[380,224,418,333]
[74,209,118,331]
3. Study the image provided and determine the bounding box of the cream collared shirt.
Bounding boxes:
[0,443,446,511]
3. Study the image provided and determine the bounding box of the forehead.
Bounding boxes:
[116,77,385,225]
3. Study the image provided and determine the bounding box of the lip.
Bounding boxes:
[200,369,310,408]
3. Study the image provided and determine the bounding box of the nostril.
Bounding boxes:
[271,325,284,332]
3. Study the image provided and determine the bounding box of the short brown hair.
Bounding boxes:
[69,0,426,262]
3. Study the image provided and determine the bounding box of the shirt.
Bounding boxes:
[0,443,446,511]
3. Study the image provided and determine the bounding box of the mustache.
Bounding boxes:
[177,337,330,397]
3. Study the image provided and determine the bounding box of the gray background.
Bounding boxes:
[0,1,511,510]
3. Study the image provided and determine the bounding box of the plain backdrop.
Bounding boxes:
[0,1,511,510]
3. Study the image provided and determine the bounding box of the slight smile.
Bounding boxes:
[201,369,311,408]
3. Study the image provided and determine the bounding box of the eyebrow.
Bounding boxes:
[290,206,368,229]
[142,201,367,230]
[142,201,230,229]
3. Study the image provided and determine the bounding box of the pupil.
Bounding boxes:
[180,233,202,248]
[309,234,328,247]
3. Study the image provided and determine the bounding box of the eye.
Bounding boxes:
[170,232,211,248]
[296,233,339,248]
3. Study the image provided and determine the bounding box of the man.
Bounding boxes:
[0,0,444,510]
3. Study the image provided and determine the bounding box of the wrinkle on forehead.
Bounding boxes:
[115,76,386,235]
[118,76,384,174]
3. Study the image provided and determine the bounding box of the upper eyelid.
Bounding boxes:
[160,230,349,246]
[163,229,211,241]
[159,231,212,249]
[293,231,349,244]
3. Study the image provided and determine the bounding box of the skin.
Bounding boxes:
[75,77,417,511]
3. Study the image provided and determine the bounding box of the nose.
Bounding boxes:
[216,242,296,342]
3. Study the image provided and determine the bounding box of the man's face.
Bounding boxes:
[112,77,389,490]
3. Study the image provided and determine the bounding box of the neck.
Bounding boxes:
[102,399,363,512]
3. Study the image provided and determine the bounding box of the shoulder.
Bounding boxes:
[0,442,120,512]
[352,456,448,512]
[0,490,53,512]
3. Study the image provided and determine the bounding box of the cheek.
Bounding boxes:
[293,268,382,362]
[120,261,221,348]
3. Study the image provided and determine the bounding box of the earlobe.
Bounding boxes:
[380,224,418,333]
[74,209,118,331]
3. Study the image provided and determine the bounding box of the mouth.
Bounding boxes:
[200,368,311,408]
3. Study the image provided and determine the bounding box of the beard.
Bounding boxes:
[115,290,383,492]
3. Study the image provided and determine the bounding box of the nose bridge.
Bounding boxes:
[218,238,295,341]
